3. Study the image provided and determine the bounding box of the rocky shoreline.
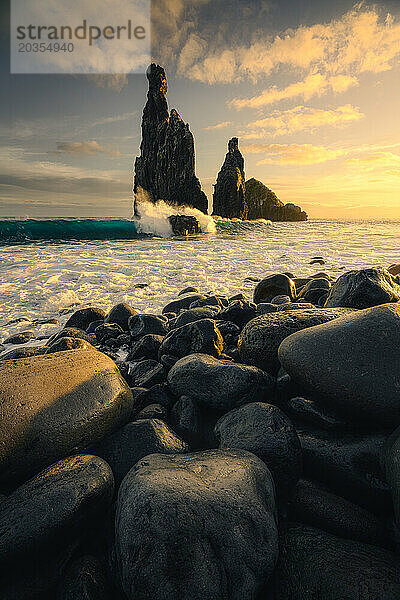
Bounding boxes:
[1,264,400,598]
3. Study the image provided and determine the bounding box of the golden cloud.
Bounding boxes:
[241,143,346,165]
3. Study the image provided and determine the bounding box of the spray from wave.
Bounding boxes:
[133,187,217,237]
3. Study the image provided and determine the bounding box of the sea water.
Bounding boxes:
[0,216,399,347]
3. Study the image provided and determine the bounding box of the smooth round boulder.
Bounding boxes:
[239,307,351,374]
[178,286,199,295]
[214,402,302,502]
[127,334,164,361]
[159,319,224,360]
[325,267,400,308]
[128,313,167,340]
[105,303,139,330]
[219,300,257,328]
[288,479,390,549]
[168,353,275,412]
[96,418,188,486]
[279,303,400,427]
[170,396,201,447]
[114,450,278,600]
[272,524,400,599]
[64,307,106,330]
[383,425,400,530]
[45,336,95,353]
[3,330,35,345]
[388,264,400,277]
[0,346,46,360]
[0,455,114,599]
[47,327,95,346]
[172,307,219,329]
[253,274,296,304]
[162,294,206,315]
[0,349,133,489]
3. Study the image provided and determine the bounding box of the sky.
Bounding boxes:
[0,0,400,219]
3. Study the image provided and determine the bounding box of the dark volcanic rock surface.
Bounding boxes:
[0,349,133,489]
[212,138,247,219]
[168,353,275,412]
[245,177,307,221]
[159,318,224,359]
[214,402,302,501]
[325,267,400,308]
[279,303,400,427]
[114,450,278,600]
[272,524,400,599]
[134,64,208,213]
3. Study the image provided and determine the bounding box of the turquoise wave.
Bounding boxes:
[0,219,147,244]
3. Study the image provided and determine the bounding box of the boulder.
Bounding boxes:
[178,286,199,295]
[162,294,206,315]
[45,336,95,353]
[253,274,296,304]
[47,327,95,346]
[279,304,400,427]
[114,450,278,600]
[288,479,390,549]
[96,418,187,487]
[383,425,400,530]
[214,402,302,501]
[170,396,201,447]
[128,313,167,340]
[287,397,351,432]
[0,346,46,360]
[219,299,257,328]
[172,306,219,329]
[94,323,124,343]
[271,524,400,599]
[212,138,247,219]
[169,214,201,236]
[388,264,400,276]
[159,318,223,359]
[0,349,133,489]
[133,64,208,214]
[296,423,390,513]
[3,330,34,345]
[325,267,400,308]
[127,334,164,361]
[64,307,106,330]
[239,307,351,374]
[168,353,275,412]
[105,303,139,330]
[0,455,114,599]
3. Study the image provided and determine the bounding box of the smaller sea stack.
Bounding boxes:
[212,138,247,219]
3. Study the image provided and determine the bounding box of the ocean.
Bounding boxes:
[0,216,399,347]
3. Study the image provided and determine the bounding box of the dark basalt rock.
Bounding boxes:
[64,307,106,331]
[0,455,114,599]
[178,286,199,295]
[168,353,275,412]
[253,274,296,304]
[0,349,133,490]
[128,313,167,340]
[130,360,166,389]
[288,479,390,549]
[3,330,35,345]
[46,327,96,346]
[94,323,124,343]
[162,294,206,315]
[245,177,307,221]
[45,336,95,353]
[190,295,228,309]
[219,299,257,328]
[127,334,164,361]
[105,303,139,331]
[212,138,247,219]
[169,214,201,236]
[56,555,112,600]
[114,450,278,600]
[287,397,352,432]
[278,304,400,428]
[134,64,208,214]
[271,294,291,305]
[383,426,400,531]
[170,396,201,447]
[325,267,400,308]
[271,524,400,599]
[136,403,168,420]
[296,423,390,514]
[159,318,224,360]
[214,402,302,502]
[239,307,352,375]
[172,306,220,329]
[298,278,331,298]
[96,418,187,487]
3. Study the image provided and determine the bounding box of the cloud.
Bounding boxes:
[243,104,364,137]
[86,74,129,92]
[48,140,121,157]
[203,121,233,131]
[241,143,346,165]
[167,2,400,122]
[347,151,400,173]
[230,73,358,109]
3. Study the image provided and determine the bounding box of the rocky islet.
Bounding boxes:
[1,265,400,597]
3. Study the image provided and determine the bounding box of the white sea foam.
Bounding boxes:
[134,187,217,237]
[0,218,399,350]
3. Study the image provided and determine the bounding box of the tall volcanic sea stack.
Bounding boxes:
[212,138,247,219]
[134,64,208,215]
